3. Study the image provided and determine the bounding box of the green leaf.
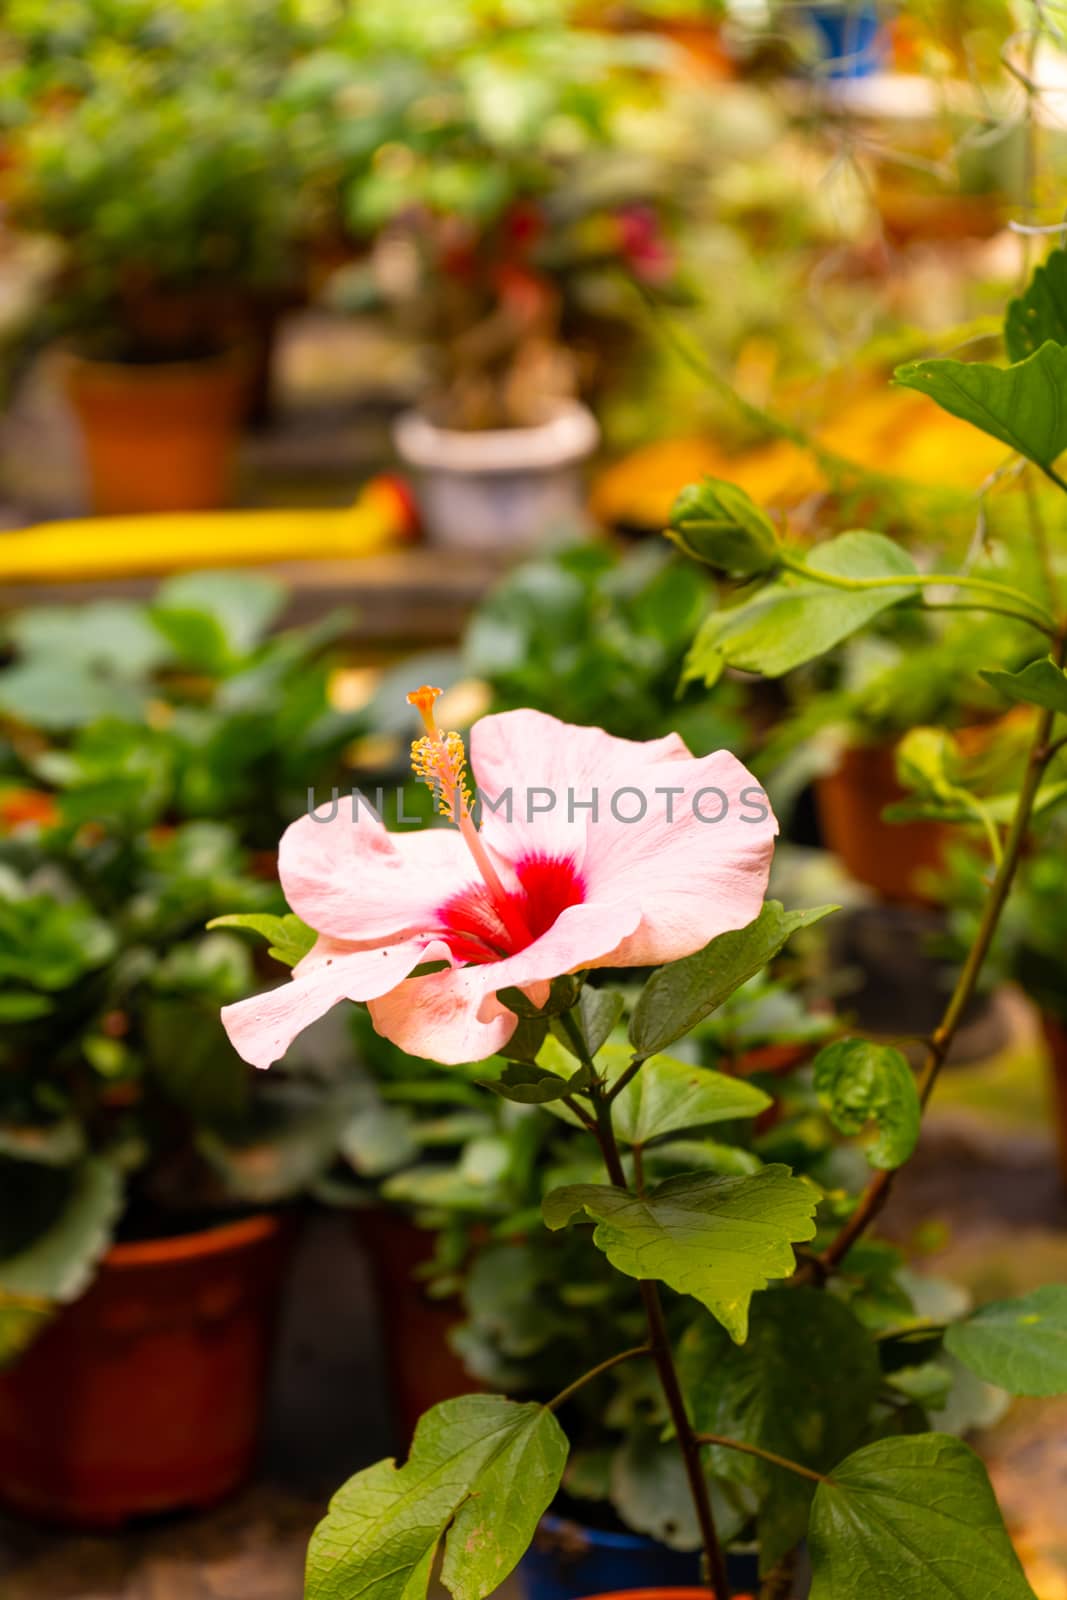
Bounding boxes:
[808,1434,1036,1600]
[980,657,1067,715]
[542,1165,818,1342]
[684,534,918,682]
[681,1288,880,1572]
[1005,247,1067,362]
[304,1394,568,1600]
[812,1039,921,1170]
[667,477,782,578]
[339,1103,419,1178]
[609,1426,746,1551]
[206,912,315,968]
[486,1061,594,1104]
[606,1045,770,1145]
[0,1158,122,1367]
[152,570,286,668]
[145,998,249,1129]
[894,341,1067,470]
[576,987,625,1056]
[945,1285,1067,1396]
[895,726,960,799]
[630,901,836,1056]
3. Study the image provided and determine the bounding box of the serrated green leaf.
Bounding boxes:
[681,1288,880,1573]
[206,912,314,968]
[667,477,782,578]
[945,1285,1067,1396]
[813,1039,921,1170]
[894,341,1067,470]
[630,901,836,1056]
[684,534,917,682]
[980,657,1067,715]
[1005,248,1067,362]
[304,1394,568,1600]
[808,1434,1036,1600]
[542,1165,818,1341]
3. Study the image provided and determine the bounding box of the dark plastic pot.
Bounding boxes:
[518,1514,758,1600]
[355,1209,477,1440]
[0,1213,292,1527]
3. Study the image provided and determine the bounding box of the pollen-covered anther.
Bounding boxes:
[411,730,473,821]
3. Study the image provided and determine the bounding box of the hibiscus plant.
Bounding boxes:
[214,246,1067,1600]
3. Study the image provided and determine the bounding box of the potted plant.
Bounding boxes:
[756,614,1040,902]
[290,5,678,549]
[0,570,386,1526]
[0,813,305,1525]
[4,10,315,509]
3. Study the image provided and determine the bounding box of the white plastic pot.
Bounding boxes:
[392,402,599,552]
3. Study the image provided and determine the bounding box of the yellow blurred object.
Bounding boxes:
[0,476,415,583]
[591,386,1008,531]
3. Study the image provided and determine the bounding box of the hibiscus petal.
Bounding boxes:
[581,748,777,966]
[368,899,642,1065]
[369,966,517,1065]
[470,709,690,868]
[221,936,451,1069]
[279,805,477,943]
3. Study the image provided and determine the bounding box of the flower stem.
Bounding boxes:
[564,1012,731,1600]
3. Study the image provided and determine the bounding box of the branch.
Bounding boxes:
[816,635,1067,1274]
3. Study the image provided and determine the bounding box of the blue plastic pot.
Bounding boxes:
[801,3,887,77]
[517,1515,759,1600]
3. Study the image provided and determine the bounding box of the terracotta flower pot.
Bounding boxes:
[815,740,951,905]
[64,350,248,514]
[355,1209,477,1440]
[0,1213,292,1527]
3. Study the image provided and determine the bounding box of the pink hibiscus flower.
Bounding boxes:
[222,689,777,1067]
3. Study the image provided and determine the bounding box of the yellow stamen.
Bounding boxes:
[406,684,532,949]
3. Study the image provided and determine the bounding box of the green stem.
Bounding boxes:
[694,1433,827,1486]
[913,598,1058,638]
[547,1344,652,1413]
[779,550,1055,627]
[566,1009,732,1600]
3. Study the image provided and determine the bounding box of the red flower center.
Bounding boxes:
[437,854,585,964]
